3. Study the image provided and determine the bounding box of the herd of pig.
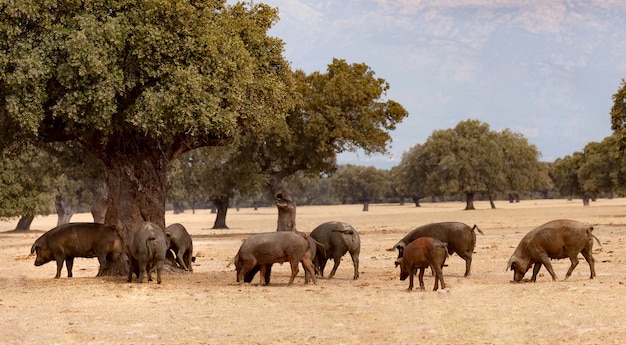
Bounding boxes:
[28,218,601,291]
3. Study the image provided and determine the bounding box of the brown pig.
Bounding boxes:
[507,219,601,283]
[234,231,316,286]
[395,237,448,291]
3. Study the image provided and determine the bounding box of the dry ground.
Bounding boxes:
[2,199,626,344]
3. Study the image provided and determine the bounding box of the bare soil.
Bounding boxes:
[2,199,626,344]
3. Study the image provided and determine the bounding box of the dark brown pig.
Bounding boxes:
[234,232,316,286]
[165,223,194,271]
[390,222,483,276]
[507,219,601,283]
[30,223,124,278]
[126,222,171,284]
[395,237,448,291]
[310,221,360,279]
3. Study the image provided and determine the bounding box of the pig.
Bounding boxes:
[126,222,171,284]
[234,231,316,286]
[236,231,319,285]
[165,223,195,271]
[507,219,601,283]
[30,223,124,278]
[390,222,483,277]
[395,237,448,291]
[309,221,360,279]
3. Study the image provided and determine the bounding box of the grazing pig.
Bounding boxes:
[30,223,124,278]
[507,219,601,283]
[126,222,171,284]
[234,232,316,286]
[395,237,448,291]
[309,221,360,279]
[165,223,195,271]
[391,222,483,277]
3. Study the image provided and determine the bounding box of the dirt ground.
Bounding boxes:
[2,199,626,344]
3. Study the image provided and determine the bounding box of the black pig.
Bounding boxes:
[126,222,170,284]
[30,223,124,278]
[165,223,194,271]
[310,221,360,279]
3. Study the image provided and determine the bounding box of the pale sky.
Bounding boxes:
[250,0,626,168]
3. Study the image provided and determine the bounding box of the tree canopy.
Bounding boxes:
[394,119,549,210]
[332,164,389,211]
[0,1,293,232]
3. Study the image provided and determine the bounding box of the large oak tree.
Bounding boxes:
[0,1,293,234]
[394,119,549,210]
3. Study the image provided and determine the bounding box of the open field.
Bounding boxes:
[2,198,626,344]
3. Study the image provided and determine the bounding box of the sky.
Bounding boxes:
[250,0,626,169]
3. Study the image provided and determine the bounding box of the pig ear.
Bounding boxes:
[394,258,402,268]
[507,257,516,271]
[30,244,38,255]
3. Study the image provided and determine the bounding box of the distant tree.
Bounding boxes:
[0,2,293,237]
[332,165,389,211]
[283,172,336,206]
[611,78,626,150]
[577,135,626,202]
[550,153,584,201]
[391,144,428,207]
[394,120,548,210]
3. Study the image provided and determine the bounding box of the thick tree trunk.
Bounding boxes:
[464,192,476,210]
[102,153,167,237]
[211,194,231,229]
[55,194,77,226]
[15,216,34,231]
[488,194,496,209]
[362,201,369,211]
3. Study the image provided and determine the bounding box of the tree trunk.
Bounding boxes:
[90,182,108,224]
[412,195,423,207]
[211,194,231,229]
[399,197,404,206]
[464,192,476,210]
[582,194,591,206]
[172,201,185,214]
[102,152,167,238]
[362,201,369,212]
[55,194,77,226]
[268,174,297,231]
[488,194,496,209]
[15,216,34,231]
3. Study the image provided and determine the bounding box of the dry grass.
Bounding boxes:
[2,198,626,344]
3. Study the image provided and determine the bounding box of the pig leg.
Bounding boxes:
[349,249,360,280]
[530,262,542,282]
[328,255,342,279]
[581,248,596,279]
[54,256,65,278]
[156,260,164,284]
[183,250,193,272]
[65,257,74,278]
[287,260,300,286]
[176,249,188,271]
[432,264,445,291]
[417,267,425,291]
[301,258,317,285]
[259,265,268,285]
[318,258,328,277]
[407,267,415,291]
[536,253,558,281]
[127,259,134,282]
[564,255,580,280]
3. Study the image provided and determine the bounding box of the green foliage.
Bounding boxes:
[0,147,54,218]
[550,153,583,198]
[394,119,549,200]
[611,78,626,150]
[332,164,389,204]
[0,0,292,155]
[247,58,409,180]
